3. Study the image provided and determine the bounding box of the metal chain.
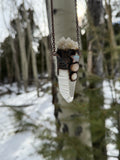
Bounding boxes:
[50,0,81,55]
[50,0,56,56]
[74,0,81,53]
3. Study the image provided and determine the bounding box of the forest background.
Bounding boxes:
[0,0,120,160]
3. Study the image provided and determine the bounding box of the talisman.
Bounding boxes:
[50,0,81,102]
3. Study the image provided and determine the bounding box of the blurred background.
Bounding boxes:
[0,0,120,160]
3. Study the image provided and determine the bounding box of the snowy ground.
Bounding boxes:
[0,80,120,160]
[0,83,55,160]
[103,80,120,160]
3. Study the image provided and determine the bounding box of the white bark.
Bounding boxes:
[42,37,51,77]
[105,0,119,75]
[16,18,28,91]
[47,0,92,158]
[23,6,39,96]
[10,37,21,86]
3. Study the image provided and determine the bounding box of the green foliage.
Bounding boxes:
[37,128,92,160]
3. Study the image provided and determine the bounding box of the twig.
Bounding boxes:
[0,104,33,108]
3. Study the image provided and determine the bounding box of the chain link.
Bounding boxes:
[74,0,81,52]
[50,0,56,56]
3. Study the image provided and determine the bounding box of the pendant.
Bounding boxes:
[57,47,80,103]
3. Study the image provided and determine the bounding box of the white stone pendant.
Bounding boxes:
[58,69,77,103]
[57,38,80,103]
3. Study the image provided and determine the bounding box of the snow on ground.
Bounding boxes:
[0,80,120,160]
[0,83,55,160]
[103,80,120,160]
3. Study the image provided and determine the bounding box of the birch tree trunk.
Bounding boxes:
[105,0,119,75]
[41,41,45,75]
[23,5,39,96]
[87,0,107,159]
[47,0,92,159]
[42,37,51,77]
[16,18,28,91]
[10,37,21,88]
[87,0,104,76]
[5,55,13,85]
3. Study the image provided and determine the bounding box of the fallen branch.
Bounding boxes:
[0,104,33,108]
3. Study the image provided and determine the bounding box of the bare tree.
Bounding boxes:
[10,37,21,87]
[105,0,119,75]
[22,3,39,96]
[42,37,51,77]
[5,53,13,84]
[1,0,21,87]
[15,17,28,91]
[87,0,107,159]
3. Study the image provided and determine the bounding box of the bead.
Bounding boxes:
[71,53,79,62]
[71,73,77,81]
[70,63,79,72]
